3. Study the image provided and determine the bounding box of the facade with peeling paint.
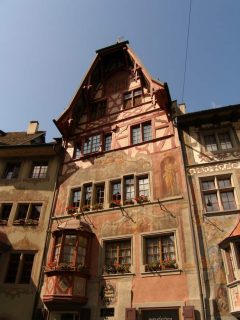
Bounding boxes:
[0,122,62,320]
[177,104,240,320]
[40,42,202,320]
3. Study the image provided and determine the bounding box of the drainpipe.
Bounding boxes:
[176,119,207,320]
[32,145,64,320]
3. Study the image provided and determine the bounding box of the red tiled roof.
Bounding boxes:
[0,131,45,146]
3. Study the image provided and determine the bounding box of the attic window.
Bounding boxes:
[123,89,142,109]
[90,100,107,121]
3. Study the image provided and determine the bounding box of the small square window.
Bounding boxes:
[14,203,41,224]
[2,162,21,179]
[123,89,142,109]
[131,122,152,145]
[31,161,48,179]
[83,135,101,155]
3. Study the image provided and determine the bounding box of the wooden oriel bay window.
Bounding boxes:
[48,231,91,272]
[104,239,131,274]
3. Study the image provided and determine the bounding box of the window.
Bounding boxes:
[123,89,142,109]
[0,203,12,222]
[124,176,134,203]
[104,239,131,274]
[201,176,237,212]
[144,234,177,271]
[73,144,81,159]
[5,252,35,284]
[90,100,107,120]
[83,185,92,209]
[131,121,152,144]
[111,181,121,206]
[94,184,105,209]
[104,134,112,151]
[137,176,149,197]
[50,232,90,270]
[71,189,81,209]
[83,135,101,155]
[203,131,234,152]
[14,203,42,224]
[30,161,48,179]
[2,162,21,179]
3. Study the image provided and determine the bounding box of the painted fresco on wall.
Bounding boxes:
[208,246,226,284]
[161,157,180,197]
[215,285,229,314]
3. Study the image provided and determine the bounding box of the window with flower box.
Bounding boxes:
[131,121,152,145]
[47,231,90,272]
[13,203,42,225]
[82,184,92,211]
[104,239,131,274]
[5,252,35,284]
[110,181,121,207]
[0,203,12,224]
[93,184,105,210]
[200,175,237,213]
[143,233,177,272]
[66,188,81,214]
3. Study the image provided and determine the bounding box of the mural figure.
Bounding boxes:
[162,157,179,196]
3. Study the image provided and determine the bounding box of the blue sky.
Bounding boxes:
[1,0,240,141]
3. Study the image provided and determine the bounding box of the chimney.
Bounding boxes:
[27,121,39,134]
[179,103,186,114]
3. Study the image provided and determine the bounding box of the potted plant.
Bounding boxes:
[145,261,161,272]
[81,205,91,212]
[162,258,177,269]
[103,264,117,274]
[116,263,130,273]
[124,199,134,205]
[110,200,121,207]
[66,206,78,214]
[135,195,149,204]
[92,203,104,210]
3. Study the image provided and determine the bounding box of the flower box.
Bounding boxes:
[110,200,121,208]
[81,205,91,212]
[104,264,130,274]
[0,219,7,225]
[66,206,78,214]
[145,261,161,272]
[135,195,149,204]
[92,203,104,210]
[124,199,134,205]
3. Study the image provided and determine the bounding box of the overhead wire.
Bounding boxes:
[181,0,192,102]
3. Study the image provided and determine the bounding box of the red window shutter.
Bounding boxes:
[80,308,91,320]
[183,306,195,320]
[126,308,136,320]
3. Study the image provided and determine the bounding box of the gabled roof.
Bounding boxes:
[54,41,171,137]
[0,131,45,146]
[219,218,240,247]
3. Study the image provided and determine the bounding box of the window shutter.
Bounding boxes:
[126,308,136,320]
[183,306,195,320]
[81,308,91,320]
